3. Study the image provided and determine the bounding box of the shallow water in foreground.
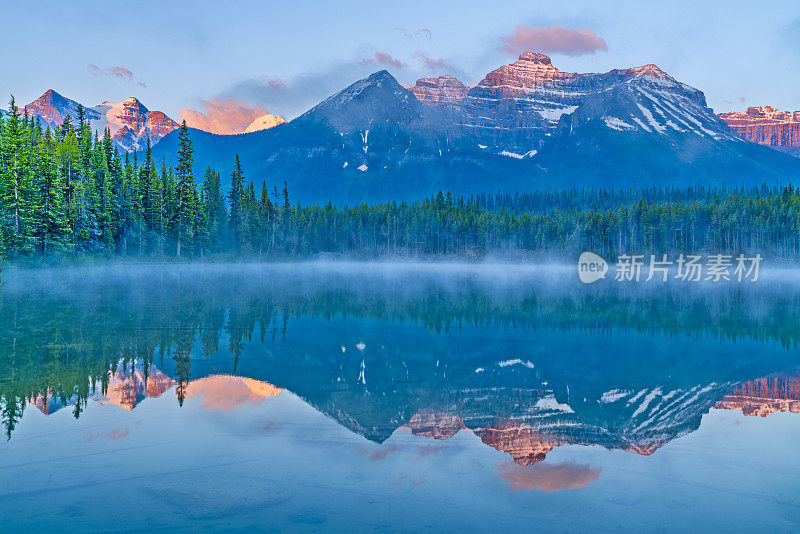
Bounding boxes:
[1,263,799,532]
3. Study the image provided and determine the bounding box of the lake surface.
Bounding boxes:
[1,263,799,532]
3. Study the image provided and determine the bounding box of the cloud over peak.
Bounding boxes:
[413,51,453,73]
[360,52,407,69]
[500,24,608,57]
[179,98,269,135]
[258,76,286,90]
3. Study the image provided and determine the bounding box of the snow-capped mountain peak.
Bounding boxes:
[301,70,423,132]
[244,113,287,133]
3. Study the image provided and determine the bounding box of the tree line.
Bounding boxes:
[3,95,800,261]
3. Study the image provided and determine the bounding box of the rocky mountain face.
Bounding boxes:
[408,75,469,106]
[449,52,737,155]
[244,113,287,133]
[473,424,564,465]
[21,90,178,152]
[719,106,800,156]
[93,97,179,151]
[102,366,176,411]
[404,409,465,440]
[402,381,731,464]
[715,373,800,416]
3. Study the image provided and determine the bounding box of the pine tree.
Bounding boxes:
[228,154,245,253]
[33,128,69,253]
[174,120,196,257]
[200,166,226,254]
[259,181,273,258]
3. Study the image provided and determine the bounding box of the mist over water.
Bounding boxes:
[1,261,799,532]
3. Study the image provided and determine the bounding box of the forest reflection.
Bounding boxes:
[1,263,799,453]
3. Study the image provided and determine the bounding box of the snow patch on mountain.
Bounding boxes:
[534,396,574,413]
[498,358,535,368]
[537,106,578,121]
[604,117,635,131]
[499,149,537,159]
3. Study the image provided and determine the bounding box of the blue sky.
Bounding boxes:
[3,0,800,122]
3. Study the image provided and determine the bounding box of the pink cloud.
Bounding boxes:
[395,27,433,40]
[88,64,147,88]
[360,52,407,69]
[500,25,608,57]
[413,51,453,73]
[496,461,601,492]
[259,76,286,89]
[179,98,270,135]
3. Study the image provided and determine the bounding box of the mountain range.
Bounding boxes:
[148,52,800,203]
[28,362,800,465]
[16,90,286,152]
[21,89,178,152]
[11,52,800,203]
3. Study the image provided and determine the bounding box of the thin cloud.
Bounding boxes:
[500,24,608,57]
[360,52,407,69]
[413,51,453,73]
[258,76,286,89]
[496,461,602,492]
[395,27,432,40]
[722,96,747,106]
[88,64,147,88]
[179,98,270,135]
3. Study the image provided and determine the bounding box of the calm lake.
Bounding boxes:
[1,263,799,532]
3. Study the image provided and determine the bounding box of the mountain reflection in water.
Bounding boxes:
[1,263,799,532]
[22,364,800,466]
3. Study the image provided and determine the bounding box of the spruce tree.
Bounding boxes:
[228,154,245,253]
[174,120,196,257]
